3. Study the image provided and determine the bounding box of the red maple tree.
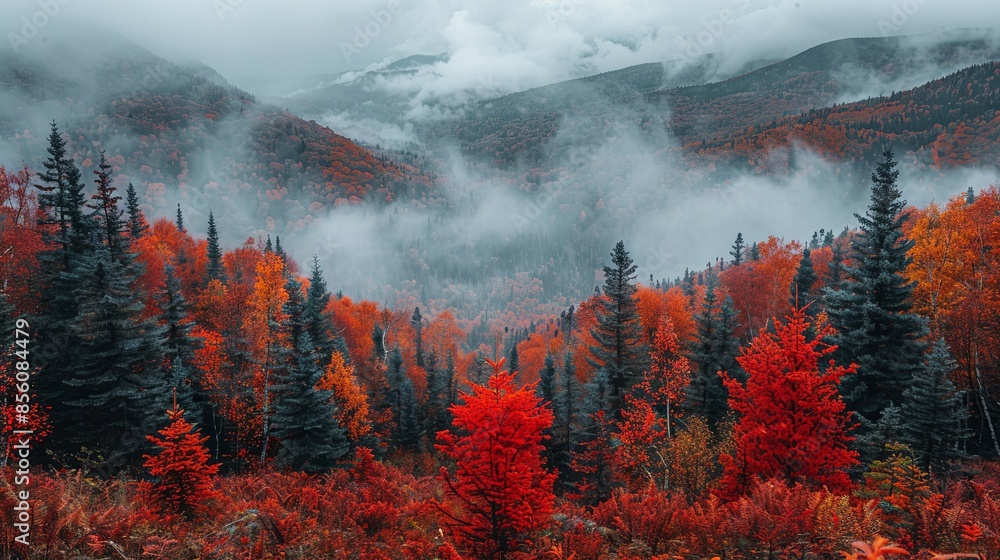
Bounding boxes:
[718,307,858,498]
[435,354,556,559]
[142,399,221,518]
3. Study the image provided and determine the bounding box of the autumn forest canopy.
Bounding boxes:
[4,24,1000,560]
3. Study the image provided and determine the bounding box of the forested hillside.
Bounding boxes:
[4,22,1000,560]
[0,37,435,238]
[686,61,1000,172]
[429,33,1000,174]
[2,119,1000,557]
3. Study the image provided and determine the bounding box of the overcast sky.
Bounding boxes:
[7,0,997,95]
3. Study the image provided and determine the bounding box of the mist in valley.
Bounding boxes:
[2,5,1000,330]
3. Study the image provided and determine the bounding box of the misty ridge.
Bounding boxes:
[2,20,1000,330]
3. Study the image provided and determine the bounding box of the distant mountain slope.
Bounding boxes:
[433,30,1000,167]
[0,36,434,237]
[265,53,450,129]
[683,61,1000,172]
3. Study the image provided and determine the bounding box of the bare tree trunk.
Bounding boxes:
[974,347,1000,457]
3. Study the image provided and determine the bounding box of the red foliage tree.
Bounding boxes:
[435,354,556,559]
[142,399,221,518]
[718,307,858,498]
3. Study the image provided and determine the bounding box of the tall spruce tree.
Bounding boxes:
[902,339,968,472]
[508,343,520,380]
[385,347,422,450]
[588,241,647,415]
[411,306,424,367]
[35,121,88,261]
[538,352,557,404]
[730,233,745,266]
[303,256,337,367]
[175,203,184,233]
[271,277,349,472]
[552,352,582,490]
[160,265,201,420]
[825,149,927,425]
[790,248,818,314]
[90,152,125,262]
[34,122,88,415]
[686,271,741,427]
[125,183,148,240]
[424,351,451,444]
[205,211,225,283]
[64,247,168,468]
[824,242,846,293]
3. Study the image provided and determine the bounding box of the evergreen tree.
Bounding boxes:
[551,352,582,490]
[575,368,617,502]
[508,342,520,380]
[730,233,745,265]
[824,242,847,293]
[125,182,148,240]
[825,149,927,424]
[35,121,88,261]
[175,203,184,233]
[64,247,168,467]
[303,256,337,366]
[271,277,349,472]
[856,404,906,465]
[583,368,612,419]
[33,123,90,421]
[386,347,421,450]
[687,271,741,427]
[89,152,125,262]
[538,352,557,404]
[424,351,451,444]
[748,242,760,261]
[160,265,201,420]
[902,339,968,472]
[411,306,424,367]
[205,211,225,283]
[790,248,818,314]
[274,235,286,262]
[588,241,647,415]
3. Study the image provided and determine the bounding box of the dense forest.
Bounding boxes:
[2,113,1000,559]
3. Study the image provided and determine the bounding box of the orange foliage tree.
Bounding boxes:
[316,351,371,442]
[721,236,801,342]
[616,316,692,490]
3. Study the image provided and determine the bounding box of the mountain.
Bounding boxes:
[264,53,449,136]
[431,30,1000,168]
[684,61,1000,172]
[0,35,435,240]
[268,52,775,151]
